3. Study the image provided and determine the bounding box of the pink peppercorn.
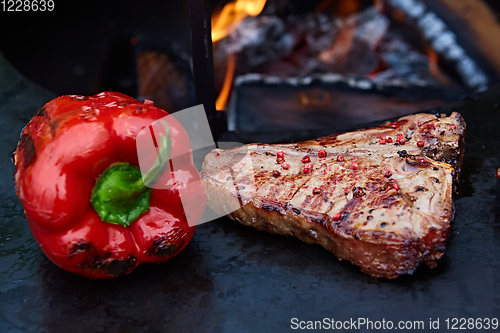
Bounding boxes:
[303,164,313,174]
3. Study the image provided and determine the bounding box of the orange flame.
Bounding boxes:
[212,0,267,42]
[216,52,236,111]
[212,0,267,110]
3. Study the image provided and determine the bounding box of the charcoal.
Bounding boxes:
[315,7,389,75]
[215,6,393,78]
[353,7,389,49]
[299,13,337,54]
[373,32,441,86]
[218,16,295,70]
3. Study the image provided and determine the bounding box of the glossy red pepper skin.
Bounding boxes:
[13,92,206,278]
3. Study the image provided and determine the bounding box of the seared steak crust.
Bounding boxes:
[201,113,465,278]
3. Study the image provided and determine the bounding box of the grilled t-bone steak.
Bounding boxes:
[201,113,465,278]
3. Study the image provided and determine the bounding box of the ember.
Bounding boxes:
[212,0,476,114]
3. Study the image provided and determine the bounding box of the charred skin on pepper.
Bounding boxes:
[34,107,62,137]
[34,105,50,120]
[146,236,182,258]
[68,240,138,277]
[18,134,36,168]
[68,241,95,257]
[80,254,138,277]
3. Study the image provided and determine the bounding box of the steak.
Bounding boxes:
[201,112,465,278]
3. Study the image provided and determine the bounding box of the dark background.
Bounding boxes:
[1,1,500,332]
[0,0,192,97]
[1,0,500,98]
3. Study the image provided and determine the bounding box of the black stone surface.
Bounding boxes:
[1,52,500,332]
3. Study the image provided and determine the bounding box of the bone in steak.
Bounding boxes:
[201,113,465,278]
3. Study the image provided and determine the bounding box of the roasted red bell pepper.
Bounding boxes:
[13,92,205,278]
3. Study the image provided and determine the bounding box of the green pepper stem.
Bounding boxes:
[90,122,171,227]
[142,122,171,188]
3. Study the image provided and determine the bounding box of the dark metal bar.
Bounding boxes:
[187,0,220,141]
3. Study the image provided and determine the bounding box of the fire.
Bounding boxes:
[216,53,236,111]
[426,47,450,85]
[212,0,267,110]
[319,19,356,65]
[211,0,267,43]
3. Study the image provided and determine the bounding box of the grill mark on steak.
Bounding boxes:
[285,177,311,202]
[267,182,281,202]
